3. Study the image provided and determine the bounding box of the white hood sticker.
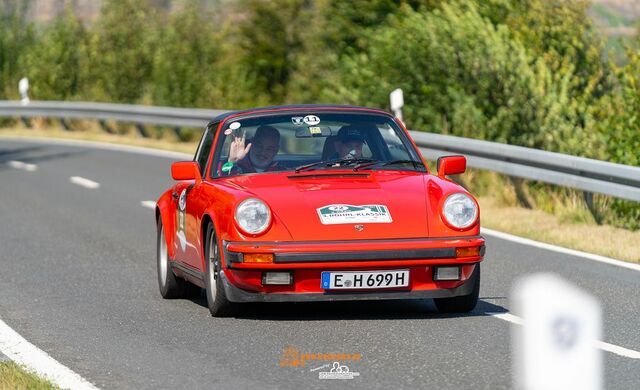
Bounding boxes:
[317,204,392,224]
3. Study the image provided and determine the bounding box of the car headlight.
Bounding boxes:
[442,193,478,229]
[235,198,272,235]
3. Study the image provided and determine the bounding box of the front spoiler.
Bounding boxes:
[220,266,478,303]
[223,236,485,269]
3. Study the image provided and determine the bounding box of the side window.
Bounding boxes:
[194,123,217,174]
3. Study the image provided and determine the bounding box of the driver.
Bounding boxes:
[228,125,281,173]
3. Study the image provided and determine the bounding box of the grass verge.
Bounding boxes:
[0,361,60,390]
[2,125,638,263]
[479,197,639,262]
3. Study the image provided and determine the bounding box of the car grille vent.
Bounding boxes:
[288,173,370,179]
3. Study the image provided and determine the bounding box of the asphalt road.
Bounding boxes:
[0,137,638,389]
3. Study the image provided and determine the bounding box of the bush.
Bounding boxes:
[18,8,86,100]
[84,0,156,103]
[0,0,35,99]
[322,2,591,153]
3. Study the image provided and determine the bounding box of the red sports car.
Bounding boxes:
[155,105,484,316]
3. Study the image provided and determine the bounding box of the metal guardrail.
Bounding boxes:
[414,133,640,202]
[0,100,226,128]
[1,100,639,202]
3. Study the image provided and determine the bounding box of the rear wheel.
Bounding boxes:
[433,264,480,313]
[157,219,200,299]
[204,223,236,317]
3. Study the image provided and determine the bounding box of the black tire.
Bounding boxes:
[157,218,201,299]
[204,223,236,317]
[433,264,480,313]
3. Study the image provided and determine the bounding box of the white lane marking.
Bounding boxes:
[486,312,640,359]
[0,318,100,390]
[141,200,156,209]
[594,340,640,359]
[486,312,522,325]
[70,176,100,189]
[481,227,640,272]
[7,160,37,171]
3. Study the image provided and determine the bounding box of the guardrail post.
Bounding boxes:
[58,118,70,131]
[173,127,181,139]
[135,123,148,138]
[583,191,603,225]
[20,117,31,128]
[510,177,534,209]
[98,119,113,134]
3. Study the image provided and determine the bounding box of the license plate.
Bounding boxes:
[321,270,409,290]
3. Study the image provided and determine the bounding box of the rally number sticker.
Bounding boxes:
[317,204,392,224]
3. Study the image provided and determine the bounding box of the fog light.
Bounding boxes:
[456,247,480,257]
[244,253,274,263]
[434,266,460,281]
[263,272,292,285]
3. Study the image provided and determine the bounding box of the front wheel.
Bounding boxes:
[433,264,480,313]
[204,223,236,317]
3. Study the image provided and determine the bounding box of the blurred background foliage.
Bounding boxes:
[0,0,638,229]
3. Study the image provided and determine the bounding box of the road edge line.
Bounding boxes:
[485,312,640,359]
[0,318,100,390]
[0,135,191,160]
[481,228,640,272]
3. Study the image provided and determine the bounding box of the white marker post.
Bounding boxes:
[389,88,404,122]
[19,77,30,105]
[513,274,602,390]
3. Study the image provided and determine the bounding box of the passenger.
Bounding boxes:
[334,126,365,159]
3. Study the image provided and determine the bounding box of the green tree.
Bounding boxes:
[508,0,604,81]
[287,0,428,103]
[0,0,35,99]
[84,0,156,103]
[151,2,219,108]
[596,47,640,167]
[235,0,308,104]
[323,3,577,146]
[18,8,86,100]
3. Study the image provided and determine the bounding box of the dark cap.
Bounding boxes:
[337,125,365,143]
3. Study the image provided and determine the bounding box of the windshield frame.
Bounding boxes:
[207,110,427,179]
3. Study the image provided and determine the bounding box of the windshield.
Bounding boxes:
[210,112,425,177]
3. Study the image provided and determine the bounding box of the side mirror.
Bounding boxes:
[171,161,202,181]
[437,155,466,177]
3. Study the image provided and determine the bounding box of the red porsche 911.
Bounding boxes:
[155,105,484,317]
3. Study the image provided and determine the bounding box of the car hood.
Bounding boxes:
[224,171,429,240]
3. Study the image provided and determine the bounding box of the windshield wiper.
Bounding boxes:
[353,159,425,171]
[295,158,377,173]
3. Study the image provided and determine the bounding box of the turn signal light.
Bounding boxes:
[455,247,480,258]
[243,253,274,263]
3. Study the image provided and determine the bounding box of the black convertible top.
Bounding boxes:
[208,104,393,126]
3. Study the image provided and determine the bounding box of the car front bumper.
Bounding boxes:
[220,265,479,303]
[219,236,484,302]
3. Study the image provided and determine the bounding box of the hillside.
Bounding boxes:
[590,0,640,37]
